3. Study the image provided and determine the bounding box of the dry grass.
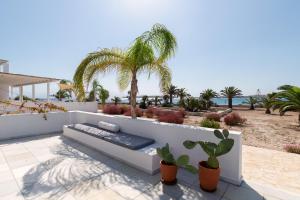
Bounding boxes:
[184,107,300,151]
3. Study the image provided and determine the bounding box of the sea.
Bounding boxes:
[41,96,249,106]
[119,97,249,106]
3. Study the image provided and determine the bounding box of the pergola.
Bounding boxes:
[0,72,60,101]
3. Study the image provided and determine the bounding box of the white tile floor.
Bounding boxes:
[0,133,296,200]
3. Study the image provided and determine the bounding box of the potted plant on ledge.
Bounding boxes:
[183,129,234,192]
[157,143,197,185]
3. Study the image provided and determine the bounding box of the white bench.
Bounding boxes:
[63,124,161,174]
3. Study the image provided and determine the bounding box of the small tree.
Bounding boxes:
[272,86,300,126]
[200,89,218,110]
[261,93,276,114]
[243,96,258,110]
[99,88,109,108]
[111,96,121,105]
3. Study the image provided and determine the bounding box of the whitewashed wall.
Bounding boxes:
[53,101,98,113]
[74,111,242,185]
[0,111,242,185]
[0,112,76,140]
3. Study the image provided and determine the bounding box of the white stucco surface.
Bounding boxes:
[0,111,242,185]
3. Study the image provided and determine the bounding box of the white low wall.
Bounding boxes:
[0,111,242,185]
[53,101,98,113]
[73,111,242,185]
[0,112,76,140]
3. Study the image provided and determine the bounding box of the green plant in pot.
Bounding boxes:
[183,129,234,192]
[157,143,197,185]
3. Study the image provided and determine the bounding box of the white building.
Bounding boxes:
[0,59,59,101]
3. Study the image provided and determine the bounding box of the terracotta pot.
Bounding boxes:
[160,160,178,185]
[199,161,220,192]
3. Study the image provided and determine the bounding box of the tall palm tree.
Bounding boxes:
[111,96,121,105]
[261,93,276,114]
[164,84,177,105]
[272,86,300,126]
[200,89,218,109]
[220,87,242,109]
[73,24,176,118]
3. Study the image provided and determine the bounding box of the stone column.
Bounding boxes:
[32,85,35,100]
[47,83,50,102]
[19,86,23,102]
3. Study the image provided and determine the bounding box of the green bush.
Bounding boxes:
[200,118,220,129]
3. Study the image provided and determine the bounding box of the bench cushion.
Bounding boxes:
[98,121,120,133]
[67,123,155,150]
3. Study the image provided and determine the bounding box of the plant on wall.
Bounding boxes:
[0,100,66,120]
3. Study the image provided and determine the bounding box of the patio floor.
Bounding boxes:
[0,134,297,200]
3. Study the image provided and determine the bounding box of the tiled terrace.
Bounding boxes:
[0,134,296,200]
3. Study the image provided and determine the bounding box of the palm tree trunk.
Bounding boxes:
[265,108,271,114]
[169,93,173,104]
[250,103,254,110]
[228,97,233,109]
[298,112,300,126]
[130,72,138,119]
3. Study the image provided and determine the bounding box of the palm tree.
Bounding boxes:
[111,96,121,105]
[164,84,177,105]
[99,87,109,107]
[73,24,176,118]
[152,96,162,106]
[88,80,102,101]
[277,85,293,91]
[57,79,73,100]
[272,86,300,126]
[177,88,188,102]
[220,87,242,109]
[261,93,276,114]
[243,96,258,110]
[139,95,149,109]
[200,89,218,109]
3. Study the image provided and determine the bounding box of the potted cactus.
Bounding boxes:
[183,129,234,192]
[157,143,196,185]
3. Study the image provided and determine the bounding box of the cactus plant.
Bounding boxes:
[183,129,234,169]
[157,143,197,173]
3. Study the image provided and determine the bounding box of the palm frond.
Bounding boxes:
[139,23,177,62]
[73,48,125,100]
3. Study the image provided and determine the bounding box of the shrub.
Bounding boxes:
[103,105,121,115]
[200,119,220,129]
[284,144,300,154]
[120,105,129,114]
[205,112,221,122]
[157,112,184,124]
[224,112,246,126]
[155,109,173,117]
[123,107,143,117]
[145,107,155,118]
[178,108,187,118]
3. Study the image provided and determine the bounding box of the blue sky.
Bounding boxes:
[1,0,299,98]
